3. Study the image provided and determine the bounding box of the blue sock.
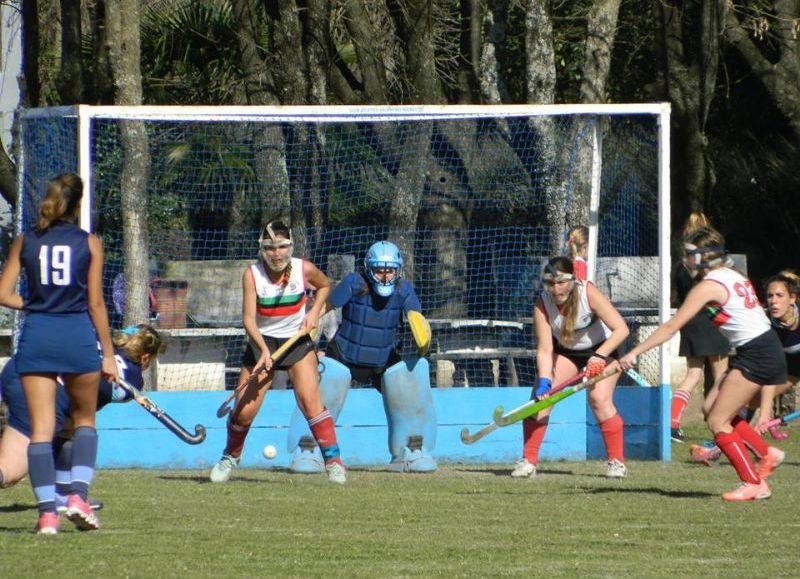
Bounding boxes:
[28,442,56,514]
[70,427,98,501]
[53,438,72,505]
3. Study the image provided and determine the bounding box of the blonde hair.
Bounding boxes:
[566,226,588,260]
[113,324,166,365]
[36,173,83,232]
[680,211,711,241]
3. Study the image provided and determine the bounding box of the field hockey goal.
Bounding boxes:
[16,104,671,390]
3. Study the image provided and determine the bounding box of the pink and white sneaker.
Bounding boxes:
[35,511,59,535]
[721,480,771,502]
[65,495,100,531]
[756,446,785,480]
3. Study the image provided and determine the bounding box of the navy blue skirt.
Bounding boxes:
[15,312,100,374]
[0,358,71,437]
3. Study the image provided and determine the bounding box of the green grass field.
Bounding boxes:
[2,421,799,578]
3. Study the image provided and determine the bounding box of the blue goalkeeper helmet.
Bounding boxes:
[364,241,403,297]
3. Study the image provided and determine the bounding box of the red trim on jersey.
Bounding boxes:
[704,278,730,305]
[256,295,306,317]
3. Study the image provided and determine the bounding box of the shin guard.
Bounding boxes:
[382,358,437,472]
[288,358,351,473]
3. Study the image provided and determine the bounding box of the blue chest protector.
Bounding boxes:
[331,273,419,367]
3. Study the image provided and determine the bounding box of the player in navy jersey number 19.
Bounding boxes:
[620,227,787,502]
[0,173,118,534]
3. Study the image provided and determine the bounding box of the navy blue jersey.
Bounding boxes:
[97,346,145,409]
[20,221,91,313]
[771,319,800,378]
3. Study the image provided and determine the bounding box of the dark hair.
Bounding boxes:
[543,256,579,343]
[261,220,291,240]
[36,173,83,231]
[544,256,575,277]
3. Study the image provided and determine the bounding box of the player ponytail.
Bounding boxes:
[36,173,83,232]
[566,226,588,261]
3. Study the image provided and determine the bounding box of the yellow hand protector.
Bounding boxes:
[407,311,431,356]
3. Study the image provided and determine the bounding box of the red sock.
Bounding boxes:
[522,417,549,464]
[670,390,691,428]
[309,409,341,465]
[599,414,624,462]
[225,420,250,458]
[731,416,769,459]
[715,431,760,484]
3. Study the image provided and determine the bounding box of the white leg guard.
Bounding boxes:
[382,357,437,472]
[287,357,351,473]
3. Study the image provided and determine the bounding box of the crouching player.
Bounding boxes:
[0,325,164,507]
[209,221,346,484]
[287,241,437,473]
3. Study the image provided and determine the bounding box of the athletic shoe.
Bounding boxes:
[510,459,537,478]
[65,495,100,531]
[606,459,628,478]
[210,454,240,483]
[326,461,347,485]
[670,427,685,443]
[756,446,785,479]
[689,443,721,466]
[721,480,771,502]
[34,512,59,535]
[56,497,104,513]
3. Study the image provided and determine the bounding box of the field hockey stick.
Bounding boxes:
[624,367,651,387]
[758,409,800,438]
[115,378,207,445]
[460,368,621,445]
[459,371,586,445]
[492,366,621,427]
[215,327,314,418]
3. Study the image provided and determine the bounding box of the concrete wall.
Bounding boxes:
[95,385,670,469]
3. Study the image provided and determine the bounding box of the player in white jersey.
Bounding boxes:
[620,227,787,502]
[512,256,630,479]
[209,221,346,485]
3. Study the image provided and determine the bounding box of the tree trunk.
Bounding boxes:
[21,0,40,107]
[579,0,622,104]
[230,0,293,257]
[456,0,481,103]
[104,0,150,327]
[90,1,114,103]
[655,1,726,223]
[480,0,509,104]
[523,0,563,255]
[57,0,83,103]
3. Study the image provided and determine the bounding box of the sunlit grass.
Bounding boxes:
[2,420,798,578]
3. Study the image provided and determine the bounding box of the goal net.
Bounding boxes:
[16,104,671,391]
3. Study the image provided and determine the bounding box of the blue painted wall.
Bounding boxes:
[95,385,670,469]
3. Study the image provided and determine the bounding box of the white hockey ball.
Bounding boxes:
[262,444,278,460]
